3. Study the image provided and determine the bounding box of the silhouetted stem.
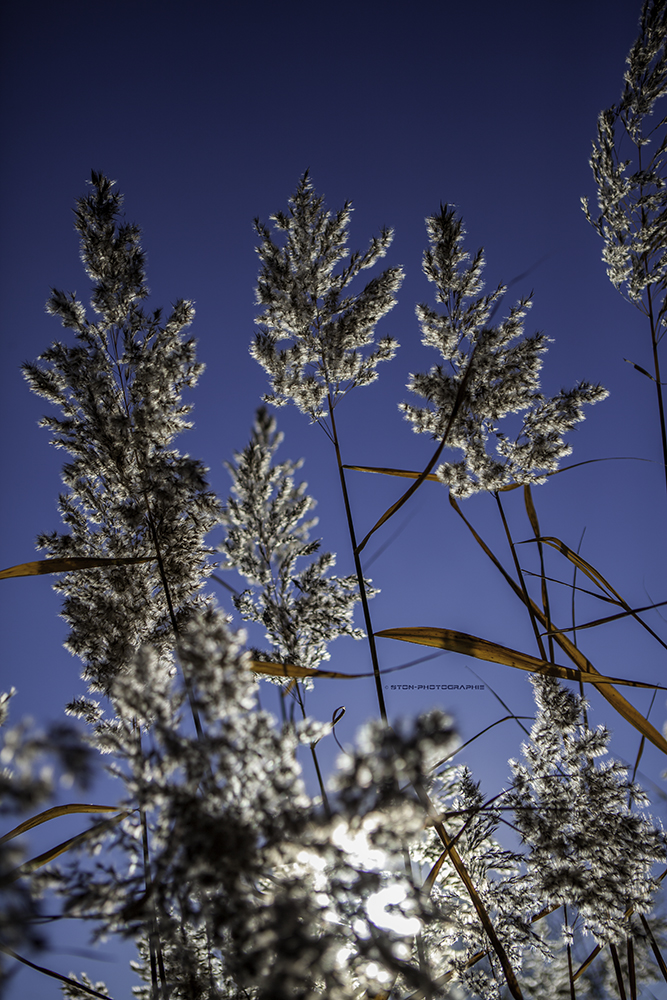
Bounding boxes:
[646,284,667,498]
[609,942,628,1000]
[327,395,388,722]
[494,492,547,662]
[137,723,167,1000]
[636,135,667,500]
[143,488,204,741]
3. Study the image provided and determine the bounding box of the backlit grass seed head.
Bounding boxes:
[582,0,667,319]
[507,675,667,946]
[402,205,608,497]
[221,408,371,682]
[251,172,403,421]
[23,172,220,698]
[96,618,459,997]
[408,765,542,997]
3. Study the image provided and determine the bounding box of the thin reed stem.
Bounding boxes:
[609,941,628,1000]
[141,804,162,999]
[523,486,554,662]
[109,316,206,742]
[356,340,481,556]
[564,906,577,1000]
[291,679,332,818]
[646,283,667,498]
[136,723,168,1000]
[494,492,547,662]
[639,914,667,981]
[143,488,205,741]
[638,137,667,499]
[627,936,637,1000]
[410,774,523,1000]
[0,948,115,1000]
[572,528,588,727]
[327,393,387,722]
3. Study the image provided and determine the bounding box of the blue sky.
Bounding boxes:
[2,1,666,996]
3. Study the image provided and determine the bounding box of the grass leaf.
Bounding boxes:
[624,357,657,381]
[0,803,122,845]
[0,946,115,999]
[411,775,524,999]
[525,536,667,651]
[250,660,361,680]
[3,811,130,883]
[522,537,625,602]
[448,497,667,755]
[544,599,667,636]
[353,349,480,555]
[0,556,152,580]
[343,464,440,481]
[375,627,667,691]
[344,456,651,487]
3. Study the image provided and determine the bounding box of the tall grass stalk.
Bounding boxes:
[583,0,667,497]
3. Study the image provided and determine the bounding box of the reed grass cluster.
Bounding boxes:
[1,2,667,997]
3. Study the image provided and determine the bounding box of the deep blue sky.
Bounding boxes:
[2,1,666,996]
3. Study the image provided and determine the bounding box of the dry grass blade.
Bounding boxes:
[0,946,115,999]
[544,599,667,636]
[251,658,443,682]
[449,492,523,588]
[343,456,648,488]
[422,847,450,895]
[343,463,518,492]
[625,357,658,381]
[526,536,667,651]
[448,496,667,755]
[0,803,122,845]
[250,660,362,679]
[523,485,541,541]
[548,624,667,755]
[353,459,442,555]
[523,487,554,645]
[353,348,480,556]
[343,464,440,481]
[523,569,621,606]
[3,811,130,883]
[374,627,667,691]
[411,776,523,1000]
[0,556,152,580]
[526,537,627,602]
